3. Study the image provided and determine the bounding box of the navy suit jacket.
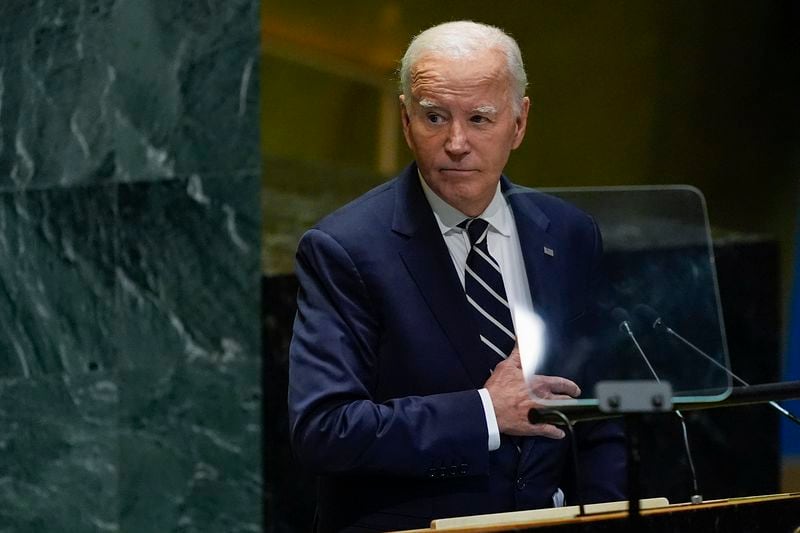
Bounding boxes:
[288,163,625,532]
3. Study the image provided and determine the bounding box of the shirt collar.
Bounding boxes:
[418,170,512,238]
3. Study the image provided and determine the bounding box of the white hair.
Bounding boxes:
[399,21,528,116]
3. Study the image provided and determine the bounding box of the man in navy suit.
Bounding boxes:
[289,21,625,532]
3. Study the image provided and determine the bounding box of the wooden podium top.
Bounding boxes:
[393,493,800,532]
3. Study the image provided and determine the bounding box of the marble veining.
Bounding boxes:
[0,174,261,532]
[0,184,118,378]
[0,371,119,532]
[115,174,261,533]
[0,0,259,189]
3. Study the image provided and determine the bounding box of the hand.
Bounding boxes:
[484,348,581,439]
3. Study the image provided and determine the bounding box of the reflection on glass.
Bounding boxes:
[510,185,732,405]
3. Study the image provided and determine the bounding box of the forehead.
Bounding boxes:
[409,49,510,101]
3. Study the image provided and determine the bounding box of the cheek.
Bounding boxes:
[485,132,517,159]
[410,128,444,153]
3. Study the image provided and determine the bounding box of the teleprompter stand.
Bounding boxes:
[529,380,800,530]
[597,381,673,529]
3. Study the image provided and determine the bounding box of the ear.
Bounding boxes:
[511,96,530,150]
[399,95,413,149]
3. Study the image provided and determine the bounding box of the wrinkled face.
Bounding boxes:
[401,49,529,217]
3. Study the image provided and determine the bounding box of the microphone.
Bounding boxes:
[613,307,703,503]
[634,304,800,426]
[612,308,660,383]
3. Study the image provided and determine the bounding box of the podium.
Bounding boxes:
[393,493,800,532]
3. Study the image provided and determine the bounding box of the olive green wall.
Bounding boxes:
[263,57,382,168]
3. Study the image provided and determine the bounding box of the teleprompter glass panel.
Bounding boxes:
[508,185,732,405]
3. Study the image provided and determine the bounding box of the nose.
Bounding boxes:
[444,120,470,157]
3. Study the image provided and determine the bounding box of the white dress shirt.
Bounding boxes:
[419,175,535,452]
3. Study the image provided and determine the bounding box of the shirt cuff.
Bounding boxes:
[478,388,501,451]
[552,488,565,507]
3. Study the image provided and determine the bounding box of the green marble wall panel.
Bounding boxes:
[109,0,260,181]
[0,371,119,532]
[115,175,261,532]
[0,2,117,186]
[0,0,261,530]
[0,174,261,532]
[0,185,118,378]
[0,0,259,187]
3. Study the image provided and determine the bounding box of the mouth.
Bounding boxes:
[439,168,478,175]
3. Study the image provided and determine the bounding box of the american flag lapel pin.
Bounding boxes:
[543,246,554,257]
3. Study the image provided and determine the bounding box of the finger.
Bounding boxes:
[530,423,566,440]
[506,350,521,366]
[546,376,581,397]
[529,385,577,401]
[490,358,514,375]
[548,393,580,401]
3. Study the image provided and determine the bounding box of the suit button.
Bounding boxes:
[449,465,458,477]
[516,477,527,490]
[428,468,437,479]
[459,463,468,476]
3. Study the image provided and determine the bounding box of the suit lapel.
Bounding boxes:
[503,181,563,331]
[393,166,490,387]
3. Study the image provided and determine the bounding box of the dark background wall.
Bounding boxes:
[0,1,261,531]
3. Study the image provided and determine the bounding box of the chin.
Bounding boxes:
[448,189,490,215]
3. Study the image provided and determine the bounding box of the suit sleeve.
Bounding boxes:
[288,228,489,479]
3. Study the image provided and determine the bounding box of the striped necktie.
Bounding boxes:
[459,218,516,362]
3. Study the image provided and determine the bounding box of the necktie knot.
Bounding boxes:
[459,218,489,246]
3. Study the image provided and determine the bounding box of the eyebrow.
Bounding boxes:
[417,99,498,115]
[473,105,498,114]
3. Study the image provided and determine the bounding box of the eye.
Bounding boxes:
[426,113,443,124]
[470,115,489,124]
